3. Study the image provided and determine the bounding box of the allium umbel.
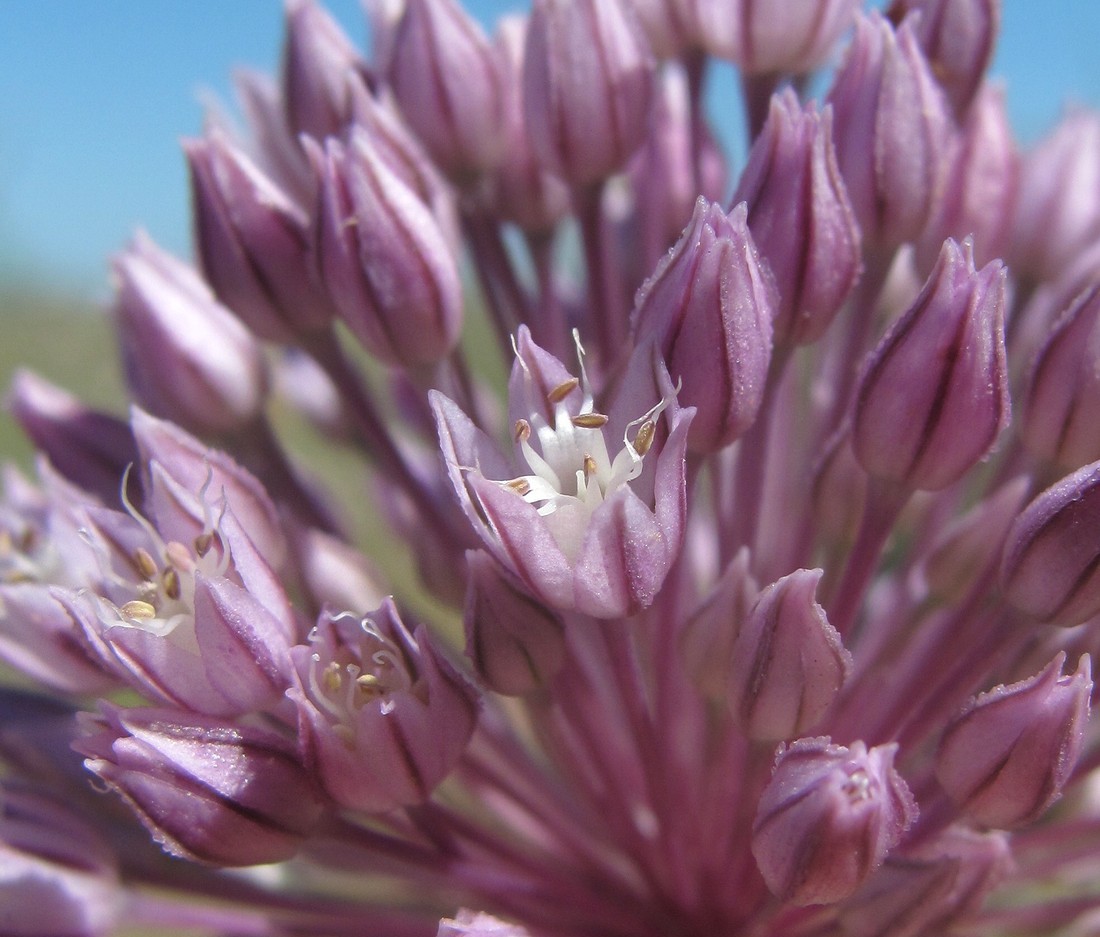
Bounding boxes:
[7,3,1100,936]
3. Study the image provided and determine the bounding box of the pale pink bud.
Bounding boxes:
[78,705,324,866]
[936,653,1092,828]
[282,0,369,141]
[389,0,506,181]
[827,13,951,250]
[313,132,463,367]
[839,825,1011,937]
[853,238,1009,491]
[1023,282,1100,470]
[524,0,655,186]
[705,0,860,74]
[438,909,530,937]
[186,128,335,342]
[730,569,852,741]
[1011,109,1100,283]
[464,550,565,696]
[753,738,917,906]
[916,82,1019,274]
[112,233,268,437]
[1002,460,1100,625]
[633,200,774,453]
[887,0,999,116]
[734,90,861,347]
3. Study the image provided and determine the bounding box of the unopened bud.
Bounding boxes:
[730,569,852,741]
[524,0,655,186]
[753,737,917,906]
[936,653,1092,829]
[853,238,1009,491]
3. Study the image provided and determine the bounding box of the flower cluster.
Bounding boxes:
[5,1,1100,935]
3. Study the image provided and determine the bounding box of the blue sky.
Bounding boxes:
[0,0,1098,297]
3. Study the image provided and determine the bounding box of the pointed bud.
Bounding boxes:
[313,132,463,367]
[634,199,774,453]
[186,128,334,343]
[464,550,565,696]
[730,569,852,741]
[628,0,703,59]
[887,0,999,117]
[853,238,1009,491]
[7,370,137,507]
[827,13,950,250]
[1023,282,1100,470]
[839,825,1011,937]
[389,0,506,181]
[679,548,758,699]
[916,83,1019,274]
[291,601,478,813]
[524,0,655,186]
[919,476,1029,603]
[282,0,369,141]
[1011,110,1100,283]
[0,784,121,936]
[488,15,572,234]
[734,90,861,347]
[112,233,268,437]
[77,705,324,866]
[753,738,917,906]
[937,653,1091,829]
[1001,460,1100,625]
[705,0,860,74]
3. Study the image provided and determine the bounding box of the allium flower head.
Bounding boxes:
[5,3,1100,937]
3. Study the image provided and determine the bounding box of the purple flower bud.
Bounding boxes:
[388,0,506,181]
[730,569,852,741]
[77,705,324,866]
[291,524,386,615]
[186,128,335,343]
[853,238,1009,491]
[1023,283,1100,470]
[313,132,463,367]
[112,233,268,437]
[827,12,951,250]
[705,0,860,75]
[916,82,1019,274]
[936,653,1092,829]
[7,370,137,507]
[1001,460,1100,625]
[628,0,703,59]
[464,550,565,696]
[291,600,478,813]
[1011,109,1100,283]
[734,90,861,347]
[919,476,1029,603]
[633,200,774,453]
[433,332,692,618]
[752,737,917,906]
[0,783,120,936]
[679,548,757,699]
[839,825,1011,937]
[523,0,655,187]
[487,15,570,234]
[281,0,369,141]
[887,0,1000,117]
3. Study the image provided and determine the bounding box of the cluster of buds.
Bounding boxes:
[4,1,1100,936]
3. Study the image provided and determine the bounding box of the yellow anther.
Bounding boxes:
[120,600,157,620]
[194,531,213,557]
[583,454,597,479]
[514,418,531,442]
[505,478,532,497]
[356,673,383,695]
[633,420,656,456]
[547,378,580,403]
[572,412,609,429]
[133,547,158,580]
[322,661,343,693]
[162,567,182,601]
[0,531,12,555]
